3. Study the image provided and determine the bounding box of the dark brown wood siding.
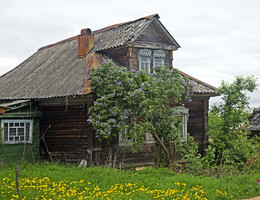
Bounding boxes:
[170,97,209,154]
[40,105,91,163]
[103,48,129,68]
[135,22,169,44]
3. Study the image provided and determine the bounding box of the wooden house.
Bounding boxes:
[0,14,217,166]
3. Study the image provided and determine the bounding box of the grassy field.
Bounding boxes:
[0,162,259,200]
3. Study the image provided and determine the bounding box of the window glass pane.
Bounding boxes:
[26,123,30,140]
[3,123,8,141]
[10,123,14,127]
[10,128,16,136]
[139,53,150,73]
[141,56,149,62]
[20,123,24,127]
[155,57,162,62]
[15,123,19,127]
[18,128,24,136]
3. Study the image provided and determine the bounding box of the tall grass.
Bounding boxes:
[0,162,259,199]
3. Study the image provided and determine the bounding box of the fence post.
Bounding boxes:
[15,167,19,195]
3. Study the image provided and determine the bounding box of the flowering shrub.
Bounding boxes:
[87,61,192,167]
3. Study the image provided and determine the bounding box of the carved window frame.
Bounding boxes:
[138,49,152,74]
[1,119,33,144]
[173,106,189,140]
[153,50,165,67]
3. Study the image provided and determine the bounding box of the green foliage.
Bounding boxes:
[0,162,260,199]
[179,135,203,174]
[87,61,192,167]
[208,76,259,167]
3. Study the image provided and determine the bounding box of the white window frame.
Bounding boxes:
[138,49,152,74]
[153,50,165,67]
[1,119,33,144]
[173,106,189,140]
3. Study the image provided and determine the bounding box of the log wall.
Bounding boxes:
[40,105,91,163]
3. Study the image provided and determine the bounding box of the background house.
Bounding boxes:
[0,14,217,166]
[248,108,260,137]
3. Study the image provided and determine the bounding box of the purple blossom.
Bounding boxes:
[111,119,115,123]
[94,101,97,105]
[135,71,139,75]
[117,81,122,86]
[87,119,92,123]
[130,69,135,72]
[166,73,169,76]
[102,96,106,100]
[188,97,192,102]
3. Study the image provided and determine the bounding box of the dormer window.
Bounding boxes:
[138,49,165,73]
[153,50,165,67]
[138,49,152,73]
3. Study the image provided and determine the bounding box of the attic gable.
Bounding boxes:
[132,18,180,50]
[92,14,180,52]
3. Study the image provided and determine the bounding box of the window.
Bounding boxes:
[138,49,152,73]
[1,119,33,144]
[153,50,165,67]
[173,106,189,140]
[138,49,165,74]
[119,130,154,145]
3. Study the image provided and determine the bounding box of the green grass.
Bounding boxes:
[0,162,259,199]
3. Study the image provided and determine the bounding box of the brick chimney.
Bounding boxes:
[78,28,94,58]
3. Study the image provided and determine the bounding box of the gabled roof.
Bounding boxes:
[0,14,216,100]
[91,14,180,52]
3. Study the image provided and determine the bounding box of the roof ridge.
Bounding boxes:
[38,35,78,51]
[92,14,159,35]
[37,14,159,51]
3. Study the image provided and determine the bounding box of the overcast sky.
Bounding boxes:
[0,0,259,108]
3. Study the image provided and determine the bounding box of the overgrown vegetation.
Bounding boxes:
[87,61,192,168]
[207,76,259,170]
[0,162,259,199]
[87,62,260,175]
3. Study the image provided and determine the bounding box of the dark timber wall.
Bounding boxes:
[40,105,91,163]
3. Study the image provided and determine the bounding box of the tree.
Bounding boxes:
[87,61,192,168]
[208,76,258,166]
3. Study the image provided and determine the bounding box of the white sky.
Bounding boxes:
[0,0,259,108]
